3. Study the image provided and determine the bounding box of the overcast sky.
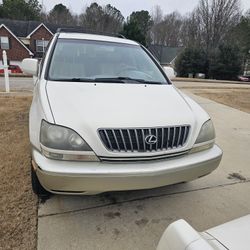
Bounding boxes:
[40,0,250,17]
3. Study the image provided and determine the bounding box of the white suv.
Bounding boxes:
[21,30,222,197]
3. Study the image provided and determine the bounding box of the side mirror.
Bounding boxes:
[163,66,176,80]
[21,58,38,76]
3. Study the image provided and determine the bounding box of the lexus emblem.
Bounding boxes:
[145,135,157,145]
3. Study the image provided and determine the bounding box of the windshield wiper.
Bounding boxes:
[94,77,164,84]
[51,77,165,85]
[93,77,125,83]
[51,77,125,83]
[51,78,95,82]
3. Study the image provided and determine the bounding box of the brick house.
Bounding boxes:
[0,19,60,68]
[27,23,54,58]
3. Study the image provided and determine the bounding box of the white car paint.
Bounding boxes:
[22,32,222,195]
[45,82,203,157]
[157,215,250,250]
[206,215,250,250]
[21,58,38,76]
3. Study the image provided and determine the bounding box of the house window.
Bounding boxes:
[0,36,9,50]
[36,40,49,53]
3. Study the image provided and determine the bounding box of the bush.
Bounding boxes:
[175,44,243,80]
[175,47,207,77]
[209,44,243,80]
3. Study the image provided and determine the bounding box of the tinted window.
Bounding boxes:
[48,39,167,83]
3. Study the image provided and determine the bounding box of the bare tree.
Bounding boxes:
[47,4,77,25]
[151,9,183,46]
[79,3,104,31]
[180,10,202,47]
[162,12,183,46]
[150,5,163,44]
[102,4,124,33]
[197,0,241,51]
[79,3,124,33]
[151,5,163,24]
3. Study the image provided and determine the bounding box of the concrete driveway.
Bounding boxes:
[37,91,250,250]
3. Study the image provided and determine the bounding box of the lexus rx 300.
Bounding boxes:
[21,30,222,197]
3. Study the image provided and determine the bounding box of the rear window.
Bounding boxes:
[48,38,167,84]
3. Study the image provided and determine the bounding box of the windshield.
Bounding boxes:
[48,38,168,84]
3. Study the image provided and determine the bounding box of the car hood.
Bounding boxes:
[46,81,196,155]
[206,215,250,250]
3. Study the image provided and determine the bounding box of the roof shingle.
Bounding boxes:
[0,18,64,37]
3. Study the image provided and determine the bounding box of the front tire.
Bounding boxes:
[31,166,50,198]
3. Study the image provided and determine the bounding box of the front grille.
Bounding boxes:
[98,126,190,152]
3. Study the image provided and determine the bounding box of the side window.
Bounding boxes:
[0,36,10,50]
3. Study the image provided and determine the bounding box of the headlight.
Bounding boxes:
[190,120,215,154]
[40,120,99,161]
[41,120,91,151]
[195,119,215,144]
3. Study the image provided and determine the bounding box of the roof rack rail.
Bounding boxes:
[56,28,126,39]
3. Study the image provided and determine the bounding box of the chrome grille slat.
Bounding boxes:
[142,129,146,152]
[177,127,182,147]
[149,128,153,151]
[104,130,113,151]
[161,128,164,150]
[120,129,127,152]
[99,125,190,153]
[172,127,176,148]
[182,126,188,146]
[155,128,158,151]
[127,129,134,152]
[185,126,189,142]
[135,129,140,151]
[112,129,120,151]
[166,127,170,149]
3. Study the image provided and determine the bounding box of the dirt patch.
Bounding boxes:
[0,93,37,250]
[192,89,250,113]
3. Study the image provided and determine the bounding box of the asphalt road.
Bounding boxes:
[0,77,34,91]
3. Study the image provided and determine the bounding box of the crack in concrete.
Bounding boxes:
[38,179,250,219]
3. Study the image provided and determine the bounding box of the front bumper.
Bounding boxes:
[32,145,222,195]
